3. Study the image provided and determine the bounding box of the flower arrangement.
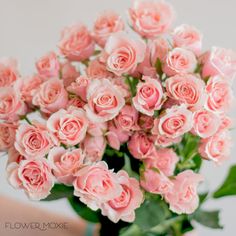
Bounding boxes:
[1,0,236,235]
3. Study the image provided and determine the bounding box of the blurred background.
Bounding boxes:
[0,0,235,235]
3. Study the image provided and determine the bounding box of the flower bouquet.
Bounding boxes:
[1,0,236,235]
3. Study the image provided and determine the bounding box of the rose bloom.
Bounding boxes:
[60,62,80,87]
[153,105,193,138]
[35,51,60,79]
[128,0,175,38]
[101,170,143,223]
[128,131,155,159]
[202,47,236,81]
[198,131,232,163]
[81,135,106,163]
[47,107,88,146]
[205,76,234,113]
[165,74,206,111]
[93,10,125,47]
[138,114,154,130]
[0,58,19,87]
[87,121,107,137]
[7,158,54,200]
[84,79,125,123]
[173,24,202,55]
[164,170,204,214]
[15,122,54,158]
[0,87,26,121]
[58,24,95,61]
[164,48,197,76]
[48,147,84,185]
[32,78,68,114]
[73,161,122,210]
[155,133,182,147]
[144,148,179,176]
[133,76,164,116]
[105,32,146,76]
[192,109,220,138]
[0,122,18,151]
[67,97,85,109]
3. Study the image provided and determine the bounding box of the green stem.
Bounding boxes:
[126,76,135,97]
[20,115,32,125]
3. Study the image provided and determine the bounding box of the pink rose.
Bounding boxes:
[205,76,234,113]
[154,133,182,147]
[198,131,232,163]
[81,135,106,162]
[15,122,54,158]
[0,87,26,121]
[141,169,173,195]
[58,24,95,61]
[105,32,146,76]
[164,48,197,76]
[0,122,18,151]
[35,51,60,79]
[93,10,125,47]
[133,76,164,116]
[202,47,236,81]
[7,146,25,165]
[101,170,143,223]
[47,107,88,146]
[60,62,80,87]
[218,115,233,132]
[85,79,125,123]
[0,58,19,87]
[165,170,204,214]
[67,97,85,109]
[129,0,175,38]
[88,122,107,137]
[153,105,193,138]
[73,161,122,210]
[32,78,68,114]
[138,114,154,130]
[192,109,220,138]
[48,147,84,185]
[173,24,202,55]
[144,148,179,176]
[128,131,155,159]
[7,158,54,200]
[165,74,206,111]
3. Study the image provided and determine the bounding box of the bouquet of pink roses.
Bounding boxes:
[1,0,236,235]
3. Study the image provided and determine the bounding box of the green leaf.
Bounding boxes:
[213,165,236,198]
[123,154,139,180]
[193,209,223,229]
[68,196,100,223]
[42,184,73,201]
[119,225,144,236]
[199,192,209,204]
[155,58,163,78]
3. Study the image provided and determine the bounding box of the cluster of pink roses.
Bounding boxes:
[1,0,235,223]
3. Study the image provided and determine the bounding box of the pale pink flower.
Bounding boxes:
[67,97,85,109]
[88,122,107,137]
[60,62,80,87]
[7,146,25,165]
[155,133,182,148]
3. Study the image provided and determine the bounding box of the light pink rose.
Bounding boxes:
[35,51,60,79]
[165,170,204,214]
[93,10,125,47]
[173,24,202,55]
[105,32,146,76]
[47,107,88,146]
[218,115,233,132]
[164,48,197,76]
[67,97,85,109]
[32,78,68,114]
[141,169,173,195]
[101,170,143,223]
[60,62,80,87]
[0,122,18,151]
[58,24,95,61]
[7,146,25,165]
[205,76,234,113]
[48,147,84,185]
[7,158,54,200]
[81,135,106,162]
[138,114,154,130]
[15,122,54,158]
[73,161,122,210]
[198,131,232,163]
[128,131,155,159]
[0,58,19,87]
[88,122,107,137]
[67,76,90,101]
[154,133,182,147]
[165,74,206,111]
[133,76,164,116]
[144,148,179,176]
[153,105,193,138]
[0,87,26,121]
[129,0,175,38]
[85,79,125,123]
[202,47,236,81]
[192,109,220,138]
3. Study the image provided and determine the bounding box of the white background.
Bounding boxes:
[0,0,236,235]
